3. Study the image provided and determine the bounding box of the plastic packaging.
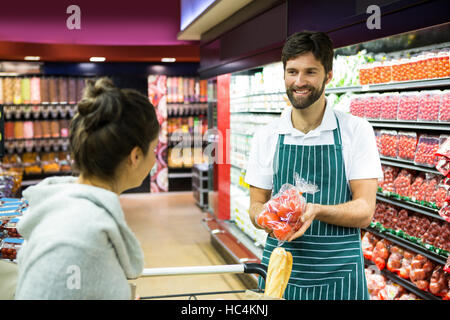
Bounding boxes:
[397,131,417,161]
[409,174,425,201]
[0,237,23,261]
[378,281,405,300]
[436,135,450,177]
[380,93,399,120]
[380,130,398,158]
[256,173,319,245]
[393,169,413,197]
[374,129,382,154]
[399,250,414,279]
[361,232,380,261]
[418,90,442,122]
[364,94,381,119]
[349,95,365,118]
[379,165,398,193]
[0,217,21,238]
[414,134,440,167]
[439,91,450,122]
[429,266,449,297]
[410,254,435,291]
[397,92,420,121]
[371,239,391,270]
[365,265,387,299]
[386,245,404,275]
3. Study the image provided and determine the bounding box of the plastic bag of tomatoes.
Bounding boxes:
[256,173,319,245]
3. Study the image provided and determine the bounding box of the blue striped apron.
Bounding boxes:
[258,114,369,300]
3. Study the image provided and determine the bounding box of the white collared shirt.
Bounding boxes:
[244,104,383,190]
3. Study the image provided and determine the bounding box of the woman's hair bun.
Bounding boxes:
[76,77,123,129]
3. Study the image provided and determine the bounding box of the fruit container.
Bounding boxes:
[397,92,420,121]
[364,94,382,119]
[380,93,399,120]
[379,60,393,83]
[380,165,399,193]
[0,237,23,261]
[391,59,403,82]
[380,130,399,159]
[393,169,413,198]
[409,174,425,202]
[374,129,382,154]
[397,131,417,161]
[372,62,383,84]
[418,90,442,122]
[439,90,450,122]
[349,95,365,118]
[436,51,450,79]
[359,63,373,85]
[414,135,440,167]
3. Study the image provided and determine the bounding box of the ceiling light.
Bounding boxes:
[89,57,106,62]
[161,57,176,63]
[24,56,40,61]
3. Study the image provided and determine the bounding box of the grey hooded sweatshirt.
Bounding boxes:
[15,176,144,299]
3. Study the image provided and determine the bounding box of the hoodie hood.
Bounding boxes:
[18,176,144,279]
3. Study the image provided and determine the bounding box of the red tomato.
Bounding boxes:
[273,222,292,241]
[257,211,281,229]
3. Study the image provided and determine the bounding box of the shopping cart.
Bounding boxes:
[136,263,267,300]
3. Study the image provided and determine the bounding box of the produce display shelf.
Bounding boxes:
[379,156,441,175]
[364,259,442,300]
[326,77,450,94]
[369,120,450,131]
[364,226,447,266]
[376,193,445,222]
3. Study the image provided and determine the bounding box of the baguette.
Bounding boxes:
[264,247,293,298]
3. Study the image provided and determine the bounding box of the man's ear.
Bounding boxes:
[325,70,333,85]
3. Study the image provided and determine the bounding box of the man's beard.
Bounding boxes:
[286,78,327,110]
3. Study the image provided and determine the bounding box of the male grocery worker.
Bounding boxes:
[245,31,383,300]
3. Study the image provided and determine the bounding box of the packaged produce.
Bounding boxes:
[399,249,414,279]
[422,220,442,247]
[439,91,450,122]
[264,247,292,299]
[393,169,413,197]
[359,63,373,85]
[378,281,405,300]
[364,94,381,119]
[386,245,404,275]
[410,254,435,291]
[445,256,450,273]
[435,181,448,209]
[396,293,420,300]
[361,232,380,260]
[436,135,450,177]
[371,239,391,270]
[379,165,398,192]
[397,131,417,161]
[429,266,449,297]
[374,129,382,154]
[439,199,450,223]
[0,237,23,260]
[414,134,440,167]
[349,95,365,118]
[409,174,425,201]
[380,93,399,120]
[256,173,318,245]
[418,90,442,122]
[397,92,420,121]
[365,266,386,299]
[380,130,398,158]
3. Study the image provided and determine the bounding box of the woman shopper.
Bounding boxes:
[246,31,382,300]
[15,78,160,299]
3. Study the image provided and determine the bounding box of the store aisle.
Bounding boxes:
[120,192,248,300]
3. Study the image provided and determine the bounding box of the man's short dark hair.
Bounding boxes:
[281,31,334,74]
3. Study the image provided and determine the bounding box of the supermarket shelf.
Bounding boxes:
[379,156,441,175]
[376,193,445,222]
[168,173,192,179]
[364,259,441,300]
[326,77,450,94]
[369,120,450,131]
[364,226,447,265]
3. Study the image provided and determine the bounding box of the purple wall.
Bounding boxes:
[0,0,196,45]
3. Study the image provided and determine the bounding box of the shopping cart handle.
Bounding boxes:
[243,263,267,281]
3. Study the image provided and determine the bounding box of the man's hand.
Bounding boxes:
[288,203,320,241]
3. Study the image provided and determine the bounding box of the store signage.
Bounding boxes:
[66,5,81,30]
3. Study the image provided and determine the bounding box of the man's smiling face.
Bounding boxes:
[284,51,331,110]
